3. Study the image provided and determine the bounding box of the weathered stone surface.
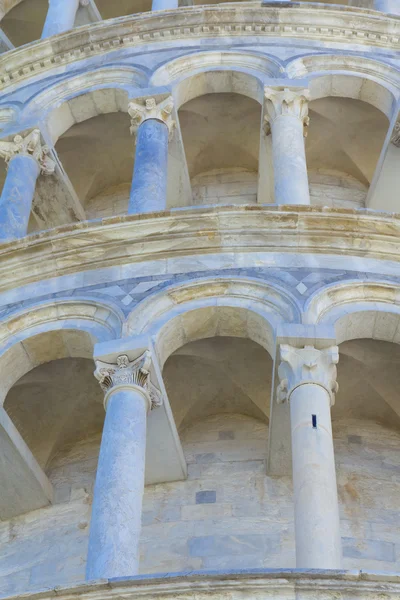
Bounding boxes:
[0,0,400,594]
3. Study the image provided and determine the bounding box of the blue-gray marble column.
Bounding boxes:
[264,88,310,206]
[278,345,342,569]
[42,0,80,38]
[152,0,178,10]
[374,0,400,14]
[0,154,40,241]
[86,384,150,580]
[129,118,169,214]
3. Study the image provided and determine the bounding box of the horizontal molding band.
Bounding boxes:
[0,3,399,92]
[0,205,399,294]
[7,568,400,600]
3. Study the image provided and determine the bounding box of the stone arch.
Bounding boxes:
[150,51,284,108]
[36,67,148,144]
[287,54,399,118]
[125,277,301,366]
[304,280,400,344]
[0,0,24,21]
[0,297,123,404]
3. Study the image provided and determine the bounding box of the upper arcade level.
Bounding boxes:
[0,0,398,252]
[0,0,398,50]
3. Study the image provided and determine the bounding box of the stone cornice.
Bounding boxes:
[0,4,399,94]
[0,206,399,295]
[3,569,400,600]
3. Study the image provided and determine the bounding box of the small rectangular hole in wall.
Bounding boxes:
[312,414,317,428]
[196,491,216,504]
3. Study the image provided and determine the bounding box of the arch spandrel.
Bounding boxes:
[0,0,24,21]
[286,54,399,119]
[151,50,284,87]
[304,280,400,344]
[0,298,123,404]
[150,51,283,108]
[287,54,400,90]
[44,85,132,145]
[125,277,301,366]
[28,64,148,111]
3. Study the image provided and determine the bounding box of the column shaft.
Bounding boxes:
[374,0,400,14]
[86,386,148,580]
[152,0,179,9]
[290,383,342,569]
[0,154,39,241]
[129,118,169,214]
[42,0,80,38]
[270,115,310,205]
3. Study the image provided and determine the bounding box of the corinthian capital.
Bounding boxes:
[94,351,163,411]
[128,96,175,136]
[391,121,400,147]
[277,344,339,406]
[0,129,56,175]
[264,87,310,136]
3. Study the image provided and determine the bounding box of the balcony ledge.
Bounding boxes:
[0,204,399,295]
[5,569,400,600]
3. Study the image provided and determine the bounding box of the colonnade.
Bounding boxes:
[0,87,317,241]
[84,336,342,580]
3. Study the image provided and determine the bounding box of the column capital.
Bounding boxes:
[264,87,310,136]
[128,96,175,137]
[391,121,400,147]
[0,129,55,175]
[94,350,163,411]
[277,344,339,406]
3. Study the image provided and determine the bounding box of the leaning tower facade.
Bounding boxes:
[0,0,399,599]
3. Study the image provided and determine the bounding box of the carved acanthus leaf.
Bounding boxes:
[94,350,163,410]
[128,96,175,136]
[277,344,339,406]
[391,121,400,147]
[264,87,310,137]
[0,129,56,175]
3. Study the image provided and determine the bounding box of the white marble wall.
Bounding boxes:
[1,413,400,595]
[82,169,367,218]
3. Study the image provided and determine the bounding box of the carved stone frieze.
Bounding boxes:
[0,8,399,93]
[277,344,339,406]
[128,96,175,137]
[0,129,56,175]
[264,87,310,137]
[94,350,163,410]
